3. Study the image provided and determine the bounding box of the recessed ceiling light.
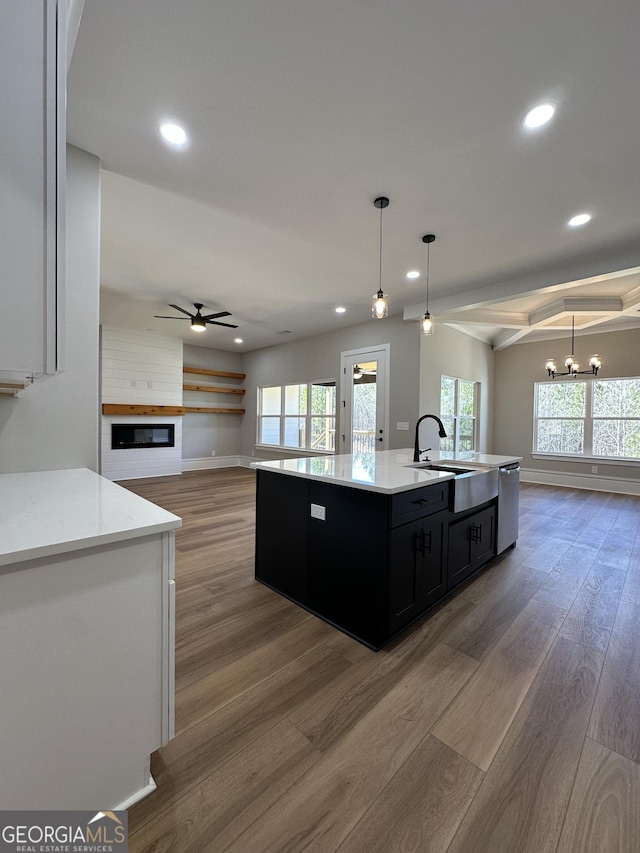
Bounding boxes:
[406,271,420,280]
[159,122,188,146]
[522,103,556,130]
[335,306,346,314]
[234,337,243,344]
[567,212,592,227]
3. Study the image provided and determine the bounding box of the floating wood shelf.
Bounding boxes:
[102,404,186,416]
[183,384,245,395]
[183,366,245,380]
[184,406,245,414]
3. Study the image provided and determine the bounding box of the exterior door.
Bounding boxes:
[340,345,389,454]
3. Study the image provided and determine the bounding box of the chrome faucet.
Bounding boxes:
[413,414,447,462]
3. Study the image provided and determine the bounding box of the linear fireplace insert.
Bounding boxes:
[111,423,175,449]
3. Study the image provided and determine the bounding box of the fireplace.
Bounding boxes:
[111,423,175,450]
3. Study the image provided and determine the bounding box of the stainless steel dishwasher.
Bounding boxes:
[497,462,520,553]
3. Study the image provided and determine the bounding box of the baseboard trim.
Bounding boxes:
[520,467,640,496]
[182,455,255,471]
[112,773,157,811]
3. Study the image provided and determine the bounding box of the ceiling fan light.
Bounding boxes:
[191,318,206,332]
[421,311,434,336]
[353,365,363,380]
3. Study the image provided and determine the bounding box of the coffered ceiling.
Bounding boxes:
[67,0,640,351]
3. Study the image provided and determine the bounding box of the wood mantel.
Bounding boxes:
[102,404,186,416]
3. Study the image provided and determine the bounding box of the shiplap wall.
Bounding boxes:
[101,327,184,480]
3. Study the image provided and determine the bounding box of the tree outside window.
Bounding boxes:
[533,377,640,460]
[258,381,336,452]
[440,376,477,454]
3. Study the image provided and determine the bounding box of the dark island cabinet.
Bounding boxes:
[255,469,497,650]
[388,512,447,634]
[448,504,497,588]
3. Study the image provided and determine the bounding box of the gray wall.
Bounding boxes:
[240,315,421,458]
[494,326,640,481]
[182,344,244,459]
[0,145,100,474]
[419,324,495,453]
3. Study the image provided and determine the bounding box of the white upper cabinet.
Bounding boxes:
[0,0,66,385]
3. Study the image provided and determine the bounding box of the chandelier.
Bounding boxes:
[544,316,602,378]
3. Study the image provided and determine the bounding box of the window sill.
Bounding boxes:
[531,453,640,468]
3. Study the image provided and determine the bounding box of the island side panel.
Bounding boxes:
[255,469,310,606]
[307,481,389,649]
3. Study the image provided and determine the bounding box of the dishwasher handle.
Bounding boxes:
[499,464,520,474]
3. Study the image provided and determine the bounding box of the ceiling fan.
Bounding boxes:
[154,302,238,333]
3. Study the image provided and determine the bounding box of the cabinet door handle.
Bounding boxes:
[414,531,426,554]
[468,523,482,544]
[423,529,432,554]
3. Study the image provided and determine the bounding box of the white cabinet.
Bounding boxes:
[0,468,181,809]
[0,0,66,385]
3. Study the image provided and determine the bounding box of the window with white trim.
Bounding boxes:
[258,381,336,452]
[440,376,478,454]
[534,377,640,459]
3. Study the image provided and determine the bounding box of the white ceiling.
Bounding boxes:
[67,0,640,352]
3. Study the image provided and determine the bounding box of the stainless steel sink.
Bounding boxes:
[405,462,498,513]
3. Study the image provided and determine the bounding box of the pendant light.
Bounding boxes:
[372,196,390,319]
[420,234,436,335]
[544,315,602,378]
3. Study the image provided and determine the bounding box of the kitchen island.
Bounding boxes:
[254,449,521,650]
[0,468,181,809]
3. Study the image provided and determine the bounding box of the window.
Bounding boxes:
[533,377,640,460]
[440,376,478,454]
[258,381,336,452]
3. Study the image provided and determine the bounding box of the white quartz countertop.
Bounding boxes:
[252,449,522,494]
[0,468,182,567]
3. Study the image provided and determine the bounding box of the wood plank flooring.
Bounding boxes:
[121,470,640,852]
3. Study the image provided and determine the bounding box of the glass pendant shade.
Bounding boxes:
[372,289,388,319]
[421,311,434,336]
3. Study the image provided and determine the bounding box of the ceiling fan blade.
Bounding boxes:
[168,304,195,317]
[201,310,231,320]
[153,315,190,319]
[206,319,239,328]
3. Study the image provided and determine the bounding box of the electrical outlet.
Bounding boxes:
[397,422,409,430]
[211,451,216,457]
[592,465,598,474]
[310,503,326,521]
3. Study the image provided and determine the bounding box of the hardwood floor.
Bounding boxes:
[121,470,640,852]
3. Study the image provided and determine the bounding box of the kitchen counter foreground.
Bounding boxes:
[0,467,181,566]
[252,449,521,494]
